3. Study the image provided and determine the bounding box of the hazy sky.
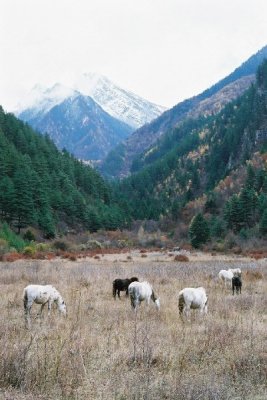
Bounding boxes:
[1,0,267,111]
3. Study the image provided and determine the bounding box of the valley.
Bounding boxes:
[0,250,266,399]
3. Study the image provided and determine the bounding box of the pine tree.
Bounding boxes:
[0,176,15,221]
[259,209,267,236]
[189,213,210,248]
[239,188,257,228]
[13,168,36,233]
[245,164,256,190]
[224,195,243,232]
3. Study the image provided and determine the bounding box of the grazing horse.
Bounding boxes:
[229,268,242,277]
[232,276,242,295]
[113,277,139,299]
[23,284,66,327]
[218,269,234,287]
[128,281,160,310]
[178,287,208,318]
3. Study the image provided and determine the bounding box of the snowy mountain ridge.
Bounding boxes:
[73,73,166,128]
[16,74,166,129]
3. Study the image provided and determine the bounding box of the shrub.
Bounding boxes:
[3,252,23,262]
[53,240,69,251]
[23,229,36,242]
[35,243,49,252]
[174,254,189,262]
[0,223,26,251]
[0,238,9,256]
[189,213,210,248]
[86,240,103,250]
[23,246,36,257]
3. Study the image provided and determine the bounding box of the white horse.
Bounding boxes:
[218,269,234,287]
[128,281,160,310]
[23,284,66,327]
[178,287,208,318]
[228,268,242,277]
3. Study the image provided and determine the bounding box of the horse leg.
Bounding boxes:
[118,290,121,299]
[130,296,135,309]
[38,303,46,318]
[24,303,32,329]
[47,300,52,316]
[184,304,191,320]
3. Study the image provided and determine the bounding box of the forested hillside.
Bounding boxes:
[0,107,126,238]
[113,60,267,247]
[101,45,267,178]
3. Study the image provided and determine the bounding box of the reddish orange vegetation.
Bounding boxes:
[2,252,25,262]
[174,254,189,262]
[246,250,267,260]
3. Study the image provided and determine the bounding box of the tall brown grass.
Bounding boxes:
[0,255,266,399]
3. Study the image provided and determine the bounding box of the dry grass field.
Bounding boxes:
[0,250,266,400]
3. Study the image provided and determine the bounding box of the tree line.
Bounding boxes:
[0,107,127,237]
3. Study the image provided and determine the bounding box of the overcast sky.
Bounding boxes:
[1,0,267,111]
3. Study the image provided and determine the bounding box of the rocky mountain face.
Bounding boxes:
[22,95,133,160]
[16,76,165,161]
[73,73,166,129]
[101,45,267,178]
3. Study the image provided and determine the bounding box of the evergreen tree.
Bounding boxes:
[13,168,36,233]
[224,195,243,232]
[189,213,210,248]
[209,216,226,238]
[259,209,267,236]
[245,164,256,190]
[0,176,15,221]
[239,187,257,227]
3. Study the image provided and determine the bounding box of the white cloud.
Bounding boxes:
[1,0,267,110]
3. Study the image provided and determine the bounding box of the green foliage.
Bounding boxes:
[0,107,125,234]
[0,222,26,251]
[259,209,267,236]
[114,59,267,244]
[23,229,36,241]
[53,240,69,251]
[209,216,226,238]
[23,246,36,256]
[189,213,210,248]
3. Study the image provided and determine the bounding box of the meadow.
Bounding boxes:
[0,250,266,399]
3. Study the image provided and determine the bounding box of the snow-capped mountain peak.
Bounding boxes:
[15,83,78,118]
[16,74,166,129]
[73,73,166,128]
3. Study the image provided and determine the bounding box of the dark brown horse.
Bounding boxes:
[232,276,242,295]
[113,277,139,299]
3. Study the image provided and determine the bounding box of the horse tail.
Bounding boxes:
[151,289,156,302]
[178,293,185,315]
[23,288,28,311]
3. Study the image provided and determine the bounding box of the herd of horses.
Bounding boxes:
[22,266,243,328]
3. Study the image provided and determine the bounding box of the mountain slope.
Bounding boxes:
[113,59,267,231]
[17,76,166,161]
[24,95,133,160]
[101,45,267,178]
[0,106,127,237]
[73,73,166,128]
